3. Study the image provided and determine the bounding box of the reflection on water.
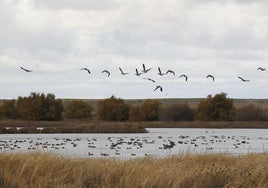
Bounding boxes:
[0,128,268,158]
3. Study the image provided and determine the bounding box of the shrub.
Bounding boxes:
[64,100,93,119]
[160,103,195,121]
[97,96,129,121]
[195,93,235,121]
[236,104,267,121]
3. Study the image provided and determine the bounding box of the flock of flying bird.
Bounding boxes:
[19,65,267,92]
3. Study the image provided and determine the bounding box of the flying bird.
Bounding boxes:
[206,74,215,81]
[157,67,166,76]
[142,64,152,73]
[20,67,33,72]
[154,85,163,92]
[102,70,110,77]
[135,69,143,76]
[238,76,250,82]
[143,77,156,83]
[166,70,175,76]
[179,74,188,82]
[257,67,266,71]
[119,67,129,75]
[80,68,91,74]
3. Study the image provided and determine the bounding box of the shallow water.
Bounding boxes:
[1,128,268,158]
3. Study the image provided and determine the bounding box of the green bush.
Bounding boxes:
[97,96,129,121]
[64,100,93,119]
[195,93,235,121]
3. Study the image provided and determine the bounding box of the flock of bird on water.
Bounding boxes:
[20,64,267,92]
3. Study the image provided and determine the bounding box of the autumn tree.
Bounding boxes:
[97,96,129,121]
[129,99,161,121]
[16,92,63,121]
[195,93,235,121]
[64,100,93,119]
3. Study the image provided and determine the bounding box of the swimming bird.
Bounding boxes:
[206,74,215,81]
[143,77,156,83]
[157,67,166,76]
[119,67,129,75]
[154,85,163,92]
[135,69,143,76]
[80,68,91,74]
[142,64,152,73]
[166,70,175,76]
[257,67,266,71]
[238,76,250,82]
[102,70,110,77]
[20,67,33,72]
[179,74,188,82]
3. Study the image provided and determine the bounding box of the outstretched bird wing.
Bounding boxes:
[102,70,110,77]
[238,76,249,82]
[154,86,163,92]
[166,70,175,76]
[20,67,33,72]
[179,74,188,81]
[206,75,214,81]
[81,68,91,74]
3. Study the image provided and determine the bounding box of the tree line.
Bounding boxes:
[0,92,267,121]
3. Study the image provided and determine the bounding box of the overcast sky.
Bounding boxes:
[1,0,268,99]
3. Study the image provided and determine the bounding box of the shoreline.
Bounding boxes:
[0,120,268,134]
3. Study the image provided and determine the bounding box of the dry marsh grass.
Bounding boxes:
[0,152,267,188]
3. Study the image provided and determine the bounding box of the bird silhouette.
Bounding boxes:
[179,74,188,82]
[154,85,163,92]
[166,70,175,76]
[80,68,91,74]
[142,64,152,73]
[135,69,143,76]
[257,67,266,71]
[206,74,215,81]
[238,76,250,82]
[20,67,33,72]
[119,67,129,75]
[157,67,166,76]
[102,70,110,77]
[143,77,156,83]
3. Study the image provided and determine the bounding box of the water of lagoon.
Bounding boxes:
[1,128,268,159]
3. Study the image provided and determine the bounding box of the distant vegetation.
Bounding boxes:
[63,100,93,120]
[1,152,268,188]
[195,93,235,121]
[0,92,268,123]
[97,95,129,121]
[129,99,161,121]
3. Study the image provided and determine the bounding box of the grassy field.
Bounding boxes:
[0,152,267,188]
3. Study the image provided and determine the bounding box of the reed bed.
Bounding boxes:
[0,152,267,188]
